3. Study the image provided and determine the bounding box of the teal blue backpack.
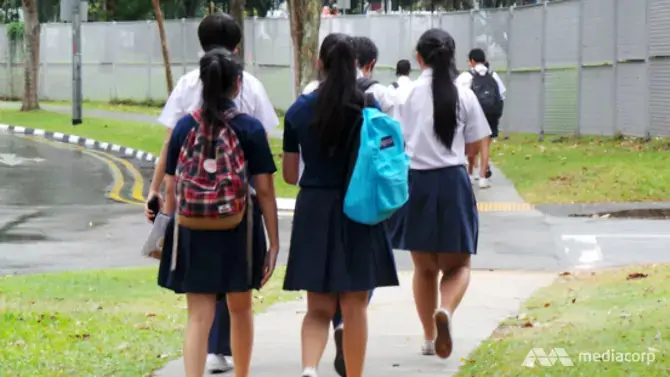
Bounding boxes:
[343,94,409,225]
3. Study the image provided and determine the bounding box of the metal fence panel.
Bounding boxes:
[617,0,647,60]
[508,5,543,70]
[545,0,580,68]
[506,72,542,133]
[616,62,648,137]
[582,0,614,64]
[649,59,670,136]
[440,12,472,71]
[648,0,670,57]
[580,66,615,135]
[473,8,509,70]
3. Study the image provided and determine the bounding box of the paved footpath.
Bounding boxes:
[154,270,555,377]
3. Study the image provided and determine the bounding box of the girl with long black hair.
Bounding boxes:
[391,28,490,359]
[281,33,399,377]
[157,48,279,377]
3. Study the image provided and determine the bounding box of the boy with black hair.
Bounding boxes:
[456,48,506,189]
[145,12,279,375]
[390,59,412,90]
[352,36,396,115]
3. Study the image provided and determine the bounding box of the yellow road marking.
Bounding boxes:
[87,149,146,202]
[477,202,534,212]
[25,136,143,206]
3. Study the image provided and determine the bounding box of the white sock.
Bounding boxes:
[302,366,318,377]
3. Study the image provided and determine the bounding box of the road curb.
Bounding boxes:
[0,123,298,211]
[0,123,159,164]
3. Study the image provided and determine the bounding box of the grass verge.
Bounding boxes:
[457,264,669,377]
[0,266,299,377]
[492,134,670,203]
[0,108,296,198]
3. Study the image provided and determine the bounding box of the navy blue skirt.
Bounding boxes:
[283,188,399,293]
[157,198,267,294]
[388,165,479,254]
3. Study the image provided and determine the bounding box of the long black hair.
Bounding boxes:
[199,48,243,129]
[311,33,364,150]
[417,28,459,149]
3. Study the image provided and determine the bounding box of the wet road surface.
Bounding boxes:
[0,133,112,206]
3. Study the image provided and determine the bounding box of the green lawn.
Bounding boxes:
[0,266,299,377]
[457,264,670,377]
[492,134,670,204]
[3,99,164,116]
[0,108,296,198]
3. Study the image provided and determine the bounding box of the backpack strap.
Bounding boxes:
[357,77,378,92]
[391,81,399,89]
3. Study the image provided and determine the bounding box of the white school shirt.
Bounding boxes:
[356,69,395,116]
[394,68,491,170]
[455,63,507,100]
[389,75,412,91]
[158,69,280,131]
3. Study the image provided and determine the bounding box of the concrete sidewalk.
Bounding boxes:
[154,270,555,377]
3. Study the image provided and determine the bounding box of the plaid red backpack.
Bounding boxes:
[174,108,249,230]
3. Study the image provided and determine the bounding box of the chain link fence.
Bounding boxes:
[1,0,669,137]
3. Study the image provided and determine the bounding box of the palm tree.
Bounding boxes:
[152,0,174,94]
[230,0,246,61]
[287,0,321,97]
[21,0,40,111]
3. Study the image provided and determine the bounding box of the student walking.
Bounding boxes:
[390,59,412,91]
[145,13,280,375]
[156,48,280,377]
[392,29,490,359]
[455,48,506,189]
[352,36,396,115]
[281,33,400,377]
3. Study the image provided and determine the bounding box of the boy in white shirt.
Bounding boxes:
[455,48,506,189]
[389,59,412,91]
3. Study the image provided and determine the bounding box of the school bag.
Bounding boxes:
[342,90,409,225]
[170,108,253,273]
[356,77,378,92]
[469,70,503,119]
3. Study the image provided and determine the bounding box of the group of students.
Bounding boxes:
[144,11,501,377]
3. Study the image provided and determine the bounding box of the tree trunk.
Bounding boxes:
[230,0,246,61]
[152,0,174,94]
[287,0,321,98]
[21,0,40,111]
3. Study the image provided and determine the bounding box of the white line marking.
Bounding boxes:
[563,234,670,239]
[561,235,603,265]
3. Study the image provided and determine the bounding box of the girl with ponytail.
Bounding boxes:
[391,28,491,360]
[281,33,399,377]
[158,48,279,377]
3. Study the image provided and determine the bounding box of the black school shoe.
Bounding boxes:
[485,166,492,179]
[334,327,346,377]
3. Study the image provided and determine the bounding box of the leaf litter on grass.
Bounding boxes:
[456,264,670,377]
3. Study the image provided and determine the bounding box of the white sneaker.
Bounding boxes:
[478,178,491,189]
[206,354,234,373]
[421,339,436,355]
[469,175,477,185]
[302,366,318,377]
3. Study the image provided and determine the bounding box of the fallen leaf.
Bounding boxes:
[70,334,91,340]
[117,342,130,351]
[134,323,150,330]
[655,332,662,341]
[543,303,551,308]
[571,298,577,303]
[620,312,631,319]
[517,313,528,320]
[627,273,648,280]
[521,321,534,328]
[146,312,157,317]
[559,272,571,276]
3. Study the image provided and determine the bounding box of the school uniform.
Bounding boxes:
[158,67,279,365]
[455,63,506,138]
[157,100,276,294]
[390,69,491,254]
[282,90,399,293]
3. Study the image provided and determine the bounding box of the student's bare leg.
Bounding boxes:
[227,291,254,377]
[479,136,491,179]
[433,253,471,359]
[339,291,370,377]
[184,293,217,377]
[467,155,476,176]
[302,292,338,371]
[410,252,439,342]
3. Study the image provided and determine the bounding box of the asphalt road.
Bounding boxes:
[1,131,670,277]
